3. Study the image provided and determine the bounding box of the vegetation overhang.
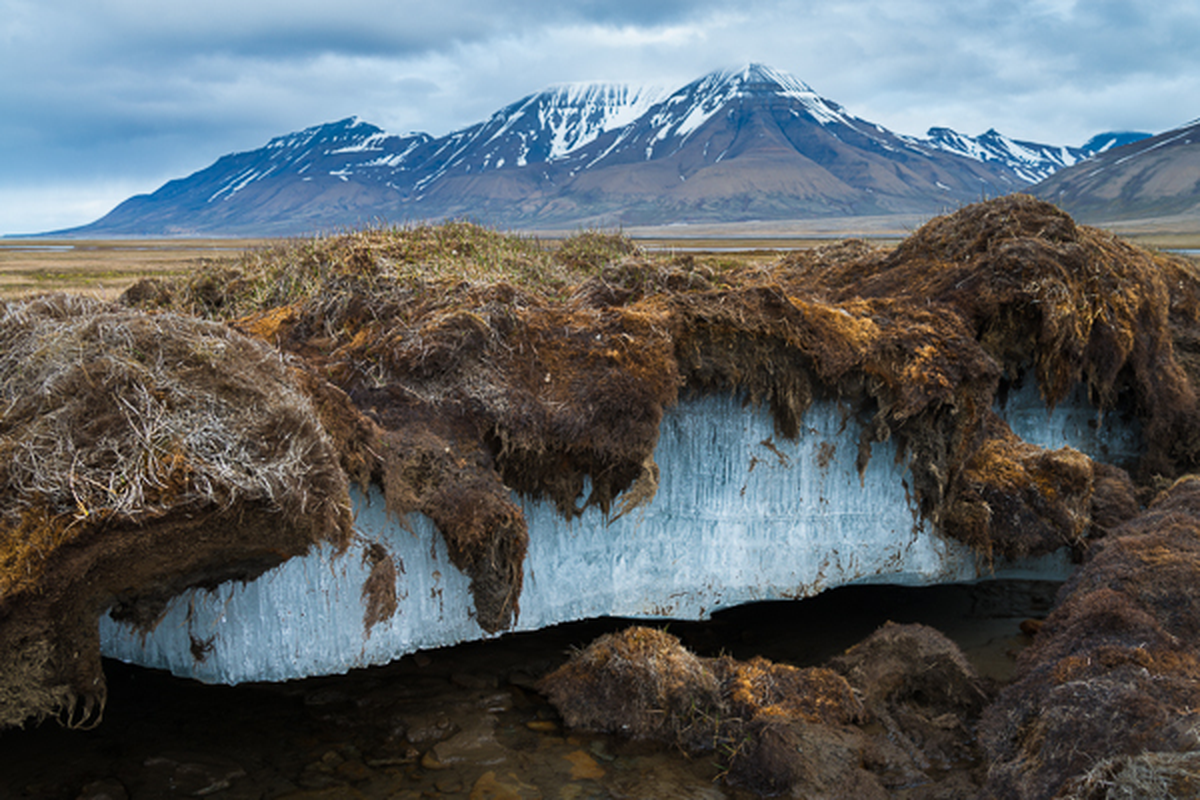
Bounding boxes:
[3,194,1200,734]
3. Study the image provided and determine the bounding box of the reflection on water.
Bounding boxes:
[0,580,1057,799]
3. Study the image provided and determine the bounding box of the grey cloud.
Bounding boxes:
[2,0,1199,233]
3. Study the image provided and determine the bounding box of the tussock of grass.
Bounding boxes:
[552,229,642,273]
[160,222,635,320]
[0,293,351,729]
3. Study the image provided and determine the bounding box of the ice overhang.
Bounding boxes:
[100,386,1131,684]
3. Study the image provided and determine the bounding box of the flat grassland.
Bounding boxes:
[3,228,1198,300]
[0,236,806,299]
[0,239,271,300]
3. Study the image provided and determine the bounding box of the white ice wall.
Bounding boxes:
[100,388,1130,684]
[999,380,1141,465]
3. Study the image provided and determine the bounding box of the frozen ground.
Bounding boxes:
[99,386,1134,684]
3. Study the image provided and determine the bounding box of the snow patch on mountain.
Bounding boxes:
[641,63,861,158]
[923,127,1088,183]
[538,83,669,159]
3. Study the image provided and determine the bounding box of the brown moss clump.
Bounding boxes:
[0,294,352,729]
[943,426,1132,562]
[780,193,1200,480]
[539,623,996,796]
[535,626,722,741]
[978,476,1200,800]
[714,654,863,729]
[537,626,865,794]
[829,622,994,772]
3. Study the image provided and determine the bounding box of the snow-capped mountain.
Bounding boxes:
[584,64,867,164]
[922,128,1088,184]
[921,128,1153,184]
[59,64,1151,236]
[201,118,430,200]
[1033,119,1200,222]
[405,82,669,187]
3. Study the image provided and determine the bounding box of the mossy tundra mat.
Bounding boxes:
[4,195,1200,795]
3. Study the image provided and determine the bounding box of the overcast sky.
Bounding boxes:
[2,0,1198,235]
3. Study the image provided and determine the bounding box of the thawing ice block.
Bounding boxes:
[100,392,1106,684]
[997,380,1141,465]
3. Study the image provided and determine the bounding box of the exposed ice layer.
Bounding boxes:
[997,380,1142,465]
[100,393,1077,684]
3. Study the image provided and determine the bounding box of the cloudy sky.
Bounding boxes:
[2,0,1198,235]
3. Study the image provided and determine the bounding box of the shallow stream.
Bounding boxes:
[0,580,1059,800]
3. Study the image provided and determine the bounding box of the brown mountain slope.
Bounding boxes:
[1035,120,1200,222]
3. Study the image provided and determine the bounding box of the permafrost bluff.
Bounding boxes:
[3,195,1200,798]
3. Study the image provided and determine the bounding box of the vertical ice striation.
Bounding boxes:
[996,379,1141,465]
[100,393,1086,684]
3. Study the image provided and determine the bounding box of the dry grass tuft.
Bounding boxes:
[537,626,864,793]
[0,293,351,729]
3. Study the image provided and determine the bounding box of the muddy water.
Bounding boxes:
[0,581,1058,799]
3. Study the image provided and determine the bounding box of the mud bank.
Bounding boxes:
[4,194,1200,792]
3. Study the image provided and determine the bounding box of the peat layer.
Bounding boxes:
[0,295,352,729]
[3,195,1200,750]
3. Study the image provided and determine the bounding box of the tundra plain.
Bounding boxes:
[4,227,1198,299]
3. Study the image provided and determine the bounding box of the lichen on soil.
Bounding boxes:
[4,195,1200,797]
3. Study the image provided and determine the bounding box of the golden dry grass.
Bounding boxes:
[0,239,271,300]
[0,233,839,302]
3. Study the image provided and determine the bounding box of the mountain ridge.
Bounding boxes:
[1033,119,1200,222]
[50,64,1161,236]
